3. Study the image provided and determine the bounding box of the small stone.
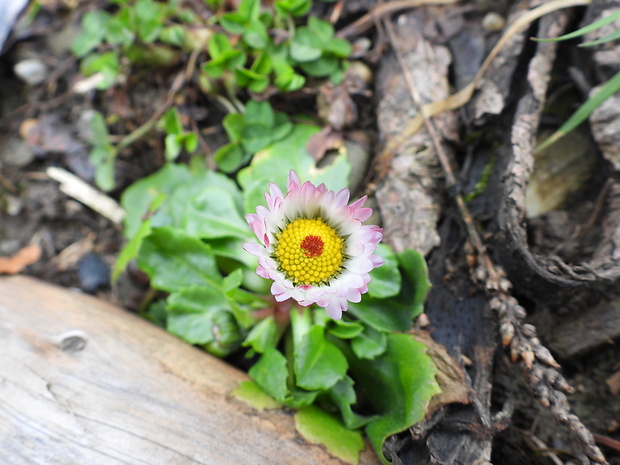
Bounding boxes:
[482,12,505,32]
[13,59,48,85]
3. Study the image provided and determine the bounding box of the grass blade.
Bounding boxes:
[535,69,620,152]
[533,9,620,42]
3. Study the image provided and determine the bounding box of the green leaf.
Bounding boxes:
[220,12,247,34]
[90,145,117,191]
[350,324,387,360]
[328,376,375,429]
[203,309,243,356]
[181,132,198,152]
[165,134,182,161]
[290,28,323,62]
[85,111,110,147]
[243,20,269,50]
[398,248,431,320]
[245,100,275,127]
[134,0,163,42]
[176,186,251,239]
[105,15,134,48]
[275,0,311,17]
[238,123,351,214]
[294,325,348,391]
[80,51,119,89]
[214,142,246,173]
[367,243,401,299]
[222,113,246,142]
[243,315,281,354]
[121,162,192,238]
[137,227,222,292]
[113,211,155,281]
[533,9,620,43]
[237,0,260,21]
[327,319,364,339]
[307,17,334,44]
[324,37,352,58]
[163,107,183,134]
[160,25,186,46]
[248,346,290,403]
[231,380,281,410]
[234,68,269,93]
[208,32,232,59]
[299,55,339,77]
[241,123,273,153]
[354,334,440,465]
[295,405,365,464]
[535,71,620,153]
[348,249,430,332]
[71,11,110,57]
[166,285,231,344]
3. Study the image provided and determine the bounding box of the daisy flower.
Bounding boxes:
[243,170,384,319]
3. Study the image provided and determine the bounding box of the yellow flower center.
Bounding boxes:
[274,218,344,286]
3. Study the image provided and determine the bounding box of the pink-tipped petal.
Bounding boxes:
[244,169,384,320]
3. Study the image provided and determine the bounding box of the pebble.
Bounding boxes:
[482,12,506,32]
[13,59,48,85]
[78,253,110,294]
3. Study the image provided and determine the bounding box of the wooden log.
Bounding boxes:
[0,275,379,465]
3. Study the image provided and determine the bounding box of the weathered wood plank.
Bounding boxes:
[0,276,379,465]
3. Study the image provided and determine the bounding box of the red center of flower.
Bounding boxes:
[300,235,324,258]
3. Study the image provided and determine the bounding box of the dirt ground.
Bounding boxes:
[0,1,619,464]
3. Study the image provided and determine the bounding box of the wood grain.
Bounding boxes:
[0,275,379,465]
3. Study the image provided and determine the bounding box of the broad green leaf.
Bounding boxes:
[367,243,401,299]
[350,324,387,360]
[166,285,231,344]
[113,212,154,281]
[307,17,334,44]
[295,405,365,465]
[294,325,348,391]
[222,113,246,142]
[214,142,246,173]
[105,15,134,47]
[245,100,275,127]
[90,145,117,191]
[328,376,375,429]
[241,123,272,153]
[238,123,351,214]
[80,51,119,89]
[237,0,260,21]
[181,132,198,153]
[242,315,281,354]
[121,162,192,238]
[325,38,352,58]
[220,13,246,35]
[231,380,281,410]
[165,134,182,161]
[300,55,339,77]
[326,319,364,339]
[399,248,431,320]
[353,334,440,465]
[163,107,183,135]
[203,310,243,356]
[71,11,110,57]
[290,28,323,62]
[86,111,110,147]
[135,0,163,42]
[177,186,251,240]
[248,346,289,402]
[243,20,269,50]
[535,70,620,153]
[349,249,430,332]
[235,68,269,93]
[138,227,222,291]
[208,32,232,58]
[160,25,185,46]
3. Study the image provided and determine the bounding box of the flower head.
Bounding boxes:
[243,170,384,319]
